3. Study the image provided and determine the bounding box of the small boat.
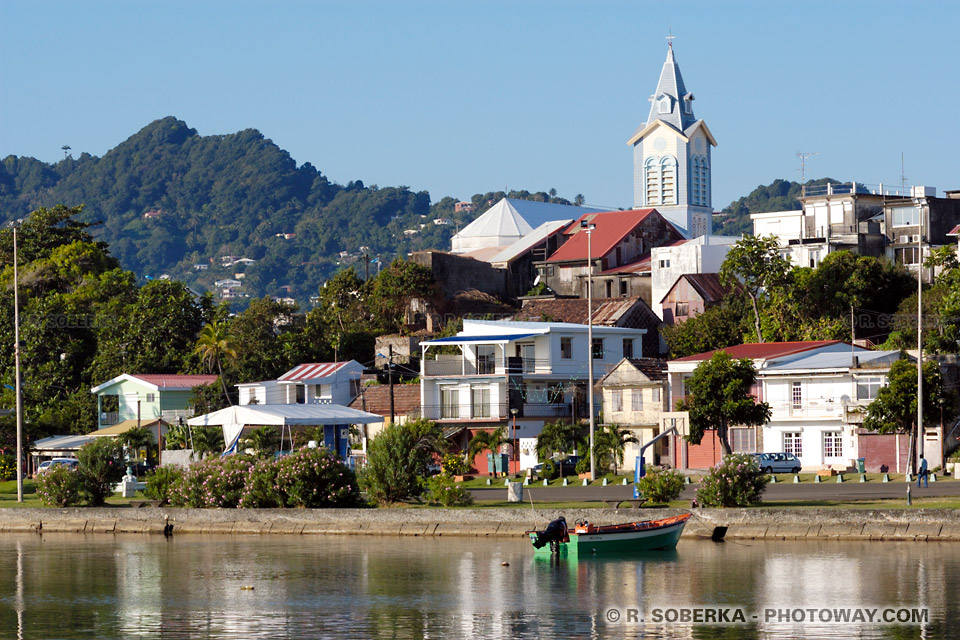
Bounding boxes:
[526,513,691,555]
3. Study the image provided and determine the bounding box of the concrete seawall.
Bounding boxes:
[3,507,960,541]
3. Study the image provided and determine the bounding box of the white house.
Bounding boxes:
[420,318,646,472]
[237,361,364,407]
[650,235,739,319]
[667,341,905,470]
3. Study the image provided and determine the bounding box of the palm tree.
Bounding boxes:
[468,426,509,475]
[194,320,238,405]
[191,425,224,459]
[594,424,639,475]
[242,426,278,458]
[536,420,585,478]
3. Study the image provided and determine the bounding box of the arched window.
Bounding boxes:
[660,156,677,205]
[644,156,660,205]
[657,95,672,114]
[699,157,710,207]
[691,156,702,205]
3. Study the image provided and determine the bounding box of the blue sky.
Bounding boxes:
[2,0,957,211]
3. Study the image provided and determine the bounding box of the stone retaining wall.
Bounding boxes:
[2,507,959,541]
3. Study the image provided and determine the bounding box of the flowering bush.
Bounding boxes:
[238,458,283,509]
[695,453,769,507]
[635,465,685,504]
[422,474,474,507]
[144,466,185,506]
[0,454,15,481]
[441,453,469,477]
[35,466,82,507]
[273,448,360,508]
[172,455,253,508]
[76,438,125,506]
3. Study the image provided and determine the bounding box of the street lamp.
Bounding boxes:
[9,220,24,502]
[581,219,597,482]
[510,407,519,474]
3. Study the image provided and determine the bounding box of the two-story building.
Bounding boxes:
[598,358,669,470]
[419,319,646,473]
[650,235,739,320]
[535,209,686,303]
[236,361,364,407]
[668,341,907,471]
[90,373,218,429]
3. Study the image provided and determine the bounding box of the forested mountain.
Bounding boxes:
[1,116,836,306]
[713,177,843,236]
[0,117,577,308]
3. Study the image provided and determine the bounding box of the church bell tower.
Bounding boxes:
[628,39,717,238]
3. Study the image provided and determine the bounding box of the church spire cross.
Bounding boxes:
[666,29,675,49]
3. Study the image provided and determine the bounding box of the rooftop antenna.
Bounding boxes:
[901,152,908,192]
[797,151,819,184]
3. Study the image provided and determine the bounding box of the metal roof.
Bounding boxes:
[488,219,573,265]
[547,209,684,263]
[764,350,900,372]
[278,362,358,383]
[421,333,541,346]
[90,373,218,394]
[671,341,842,363]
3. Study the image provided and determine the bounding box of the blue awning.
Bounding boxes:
[421,332,541,346]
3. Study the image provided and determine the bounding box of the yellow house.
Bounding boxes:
[599,358,670,469]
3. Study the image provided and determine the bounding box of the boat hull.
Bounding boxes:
[529,515,688,555]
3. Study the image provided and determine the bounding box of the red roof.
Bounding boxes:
[278,362,354,381]
[133,374,218,389]
[547,209,660,263]
[671,341,841,363]
[600,255,651,275]
[947,224,960,236]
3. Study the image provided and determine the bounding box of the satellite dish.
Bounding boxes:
[533,275,541,286]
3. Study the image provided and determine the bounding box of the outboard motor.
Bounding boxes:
[532,516,567,549]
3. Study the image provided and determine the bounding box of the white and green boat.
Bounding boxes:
[527,513,691,555]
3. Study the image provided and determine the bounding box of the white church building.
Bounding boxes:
[629,42,717,238]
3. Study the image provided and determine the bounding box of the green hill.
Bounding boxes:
[0,117,577,307]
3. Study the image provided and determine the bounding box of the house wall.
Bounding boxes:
[115,380,162,424]
[857,432,911,474]
[660,278,707,324]
[650,239,736,320]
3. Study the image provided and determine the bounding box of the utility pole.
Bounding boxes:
[582,219,597,482]
[916,197,924,470]
[388,345,395,425]
[12,221,23,502]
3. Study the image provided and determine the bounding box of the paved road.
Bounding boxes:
[470,478,960,503]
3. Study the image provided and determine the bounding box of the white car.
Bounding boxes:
[752,452,801,474]
[35,458,79,475]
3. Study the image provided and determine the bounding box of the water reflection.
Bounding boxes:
[0,534,955,639]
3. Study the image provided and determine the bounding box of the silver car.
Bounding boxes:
[752,452,801,474]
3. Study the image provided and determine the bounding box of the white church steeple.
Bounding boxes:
[628,40,717,238]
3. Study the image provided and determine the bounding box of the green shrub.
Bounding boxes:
[441,453,469,476]
[695,453,769,507]
[362,419,443,505]
[0,454,15,481]
[274,448,361,508]
[575,457,590,476]
[173,455,252,508]
[35,467,83,506]
[238,458,282,508]
[77,438,125,506]
[143,466,184,506]
[635,466,684,504]
[539,459,559,480]
[422,474,474,507]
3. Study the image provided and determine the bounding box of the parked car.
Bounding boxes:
[35,457,79,475]
[752,452,801,474]
[531,455,583,477]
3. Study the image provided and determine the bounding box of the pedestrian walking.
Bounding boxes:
[918,455,929,488]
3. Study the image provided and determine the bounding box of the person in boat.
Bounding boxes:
[532,516,567,549]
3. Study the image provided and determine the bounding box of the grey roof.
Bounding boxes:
[764,349,901,372]
[500,198,606,230]
[645,45,697,132]
[488,219,572,265]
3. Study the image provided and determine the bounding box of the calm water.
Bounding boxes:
[0,533,957,639]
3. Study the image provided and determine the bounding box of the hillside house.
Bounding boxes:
[90,374,217,429]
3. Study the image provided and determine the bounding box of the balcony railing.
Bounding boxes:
[422,357,551,377]
[413,402,584,421]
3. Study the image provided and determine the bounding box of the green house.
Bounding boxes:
[90,374,218,429]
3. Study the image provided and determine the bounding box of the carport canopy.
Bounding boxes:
[187,404,383,454]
